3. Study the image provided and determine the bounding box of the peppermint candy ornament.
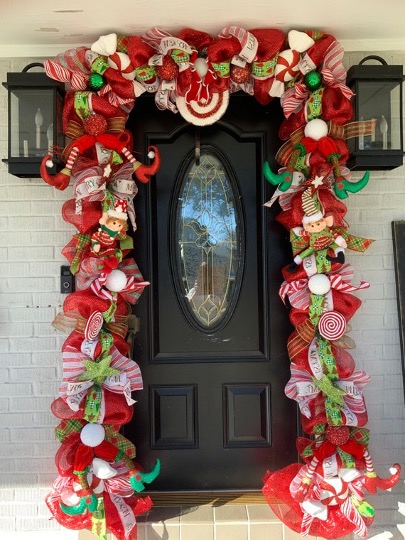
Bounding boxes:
[84,311,104,341]
[319,477,349,506]
[318,310,347,340]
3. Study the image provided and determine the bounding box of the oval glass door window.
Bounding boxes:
[174,149,244,331]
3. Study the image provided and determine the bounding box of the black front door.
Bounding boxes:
[125,93,297,495]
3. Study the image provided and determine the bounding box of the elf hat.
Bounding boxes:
[107,198,128,220]
[301,187,323,224]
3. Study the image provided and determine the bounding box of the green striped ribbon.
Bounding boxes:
[309,294,324,326]
[74,92,91,122]
[91,56,109,76]
[211,61,230,77]
[171,49,191,64]
[91,496,107,539]
[307,88,324,121]
[251,56,278,78]
[84,384,102,423]
[135,65,156,82]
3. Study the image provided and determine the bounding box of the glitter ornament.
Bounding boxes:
[326,425,350,446]
[83,114,108,136]
[156,56,178,81]
[304,70,323,91]
[230,64,251,84]
[80,423,105,447]
[89,73,105,91]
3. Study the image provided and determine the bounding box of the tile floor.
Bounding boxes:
[79,505,354,540]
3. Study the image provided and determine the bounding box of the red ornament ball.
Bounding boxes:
[156,56,178,81]
[326,425,350,446]
[230,64,251,84]
[83,114,108,136]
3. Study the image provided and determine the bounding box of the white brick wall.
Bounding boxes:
[0,53,404,538]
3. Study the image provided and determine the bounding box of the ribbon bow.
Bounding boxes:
[285,366,370,425]
[290,467,369,538]
[143,27,194,112]
[281,40,354,119]
[60,340,143,417]
[279,264,370,310]
[88,261,150,305]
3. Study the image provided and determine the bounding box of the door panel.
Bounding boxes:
[125,93,297,494]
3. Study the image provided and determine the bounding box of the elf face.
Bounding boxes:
[106,217,126,232]
[303,218,327,233]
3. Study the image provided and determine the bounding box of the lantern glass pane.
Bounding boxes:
[357,80,401,151]
[9,88,55,158]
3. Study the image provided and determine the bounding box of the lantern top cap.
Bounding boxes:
[347,56,404,84]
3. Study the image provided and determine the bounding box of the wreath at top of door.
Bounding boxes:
[39,25,400,540]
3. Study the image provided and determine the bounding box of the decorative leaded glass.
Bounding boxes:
[174,151,243,330]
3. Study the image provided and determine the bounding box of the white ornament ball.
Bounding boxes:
[105,269,127,292]
[308,274,331,295]
[80,423,105,447]
[304,118,328,141]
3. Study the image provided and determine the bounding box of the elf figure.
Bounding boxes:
[91,198,129,258]
[289,188,347,273]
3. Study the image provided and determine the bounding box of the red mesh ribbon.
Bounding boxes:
[262,465,373,538]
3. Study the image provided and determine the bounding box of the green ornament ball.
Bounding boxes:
[304,71,323,91]
[89,73,105,91]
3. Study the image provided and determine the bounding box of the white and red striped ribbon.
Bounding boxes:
[281,39,353,118]
[60,344,143,410]
[285,365,369,422]
[218,26,258,64]
[279,266,370,310]
[44,58,88,90]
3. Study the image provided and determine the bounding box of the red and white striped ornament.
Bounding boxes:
[108,52,136,80]
[84,310,104,341]
[318,310,347,340]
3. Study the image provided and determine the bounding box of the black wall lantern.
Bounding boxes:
[2,63,65,178]
[346,56,404,171]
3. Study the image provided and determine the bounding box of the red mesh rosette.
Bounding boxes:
[127,36,158,91]
[62,90,128,141]
[53,290,131,342]
[206,36,241,93]
[276,187,348,231]
[289,288,362,328]
[51,391,133,425]
[250,28,286,105]
[62,199,102,235]
[288,341,355,378]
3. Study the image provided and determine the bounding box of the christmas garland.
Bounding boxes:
[39,26,401,540]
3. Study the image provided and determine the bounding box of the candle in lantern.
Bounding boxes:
[47,123,53,154]
[35,107,43,150]
[370,118,376,142]
[380,115,388,150]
